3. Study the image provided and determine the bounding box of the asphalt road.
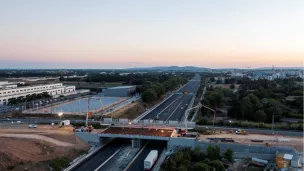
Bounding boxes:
[141,74,201,122]
[126,140,166,171]
[72,139,127,171]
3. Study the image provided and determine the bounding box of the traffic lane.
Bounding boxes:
[178,81,200,94]
[126,140,166,171]
[141,94,181,120]
[73,145,120,171]
[196,125,304,137]
[72,139,125,171]
[158,95,186,121]
[168,94,193,121]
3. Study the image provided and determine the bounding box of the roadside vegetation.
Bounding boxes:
[196,77,303,131]
[161,146,233,171]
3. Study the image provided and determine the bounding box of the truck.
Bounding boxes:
[59,120,70,127]
[144,150,158,170]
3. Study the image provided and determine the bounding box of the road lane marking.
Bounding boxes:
[152,95,183,120]
[123,140,150,171]
[165,100,184,122]
[94,146,123,171]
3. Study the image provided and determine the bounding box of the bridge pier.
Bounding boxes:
[131,138,141,148]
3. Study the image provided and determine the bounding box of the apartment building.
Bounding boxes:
[0,83,75,105]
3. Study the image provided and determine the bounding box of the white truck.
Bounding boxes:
[144,150,158,171]
[59,120,70,126]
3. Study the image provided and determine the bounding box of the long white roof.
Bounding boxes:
[144,150,158,162]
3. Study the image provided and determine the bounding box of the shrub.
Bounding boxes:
[49,157,70,171]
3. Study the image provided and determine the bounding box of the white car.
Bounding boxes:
[28,124,37,128]
[16,121,21,124]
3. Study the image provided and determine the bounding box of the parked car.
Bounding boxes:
[28,124,37,128]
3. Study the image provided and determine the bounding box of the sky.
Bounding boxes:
[0,0,303,69]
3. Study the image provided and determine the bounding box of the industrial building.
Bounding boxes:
[0,83,75,105]
[102,86,136,97]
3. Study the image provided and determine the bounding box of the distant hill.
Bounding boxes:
[124,66,211,72]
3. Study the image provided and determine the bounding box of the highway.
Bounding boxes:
[126,140,167,171]
[72,139,127,171]
[141,74,201,122]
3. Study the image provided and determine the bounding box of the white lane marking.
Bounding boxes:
[165,100,184,122]
[94,146,123,171]
[153,95,183,120]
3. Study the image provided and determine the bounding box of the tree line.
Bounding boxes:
[161,146,233,171]
[138,76,189,103]
[200,78,303,123]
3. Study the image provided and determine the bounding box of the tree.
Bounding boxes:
[141,88,157,102]
[207,145,220,160]
[255,110,267,122]
[59,76,65,81]
[224,149,234,162]
[193,162,209,171]
[230,84,235,89]
[208,160,225,171]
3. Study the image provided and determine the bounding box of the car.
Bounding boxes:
[16,121,21,124]
[28,124,37,128]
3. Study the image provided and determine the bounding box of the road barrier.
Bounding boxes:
[63,138,114,171]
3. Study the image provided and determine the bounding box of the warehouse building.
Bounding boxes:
[102,86,136,97]
[0,83,75,105]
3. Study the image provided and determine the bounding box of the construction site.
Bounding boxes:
[0,123,91,171]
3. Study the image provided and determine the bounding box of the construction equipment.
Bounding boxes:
[235,129,248,135]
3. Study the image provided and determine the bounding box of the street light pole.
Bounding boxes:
[185,104,216,132]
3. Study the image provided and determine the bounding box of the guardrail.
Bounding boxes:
[190,87,206,122]
[152,149,167,171]
[63,138,114,171]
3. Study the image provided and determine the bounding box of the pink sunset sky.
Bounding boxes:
[0,0,303,69]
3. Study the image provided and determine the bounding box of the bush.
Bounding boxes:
[49,157,71,171]
[208,160,225,171]
[224,148,234,162]
[207,145,220,160]
[7,166,14,170]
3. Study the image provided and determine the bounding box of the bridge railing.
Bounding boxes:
[100,118,196,129]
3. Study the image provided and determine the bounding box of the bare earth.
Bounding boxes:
[0,124,89,171]
[107,101,146,119]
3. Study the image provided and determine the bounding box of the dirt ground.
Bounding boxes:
[0,124,89,171]
[107,96,166,119]
[199,132,304,152]
[107,101,146,119]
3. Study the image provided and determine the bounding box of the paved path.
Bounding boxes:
[0,133,74,146]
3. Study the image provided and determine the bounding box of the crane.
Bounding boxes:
[86,97,103,127]
[184,103,216,132]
